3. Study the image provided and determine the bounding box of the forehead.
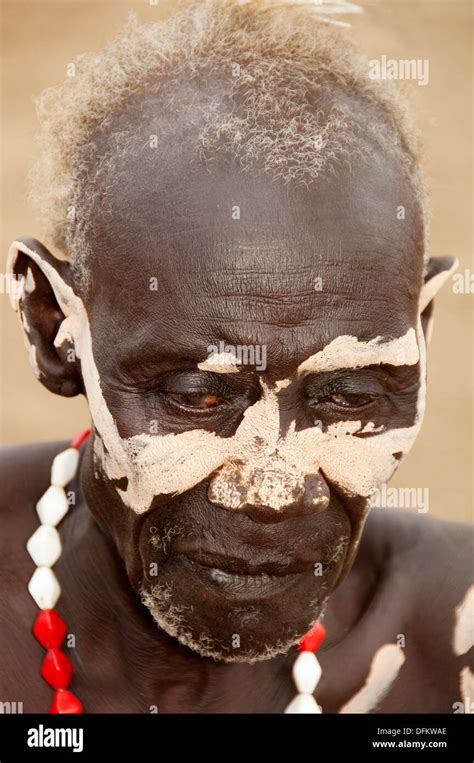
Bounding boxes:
[83,93,423,373]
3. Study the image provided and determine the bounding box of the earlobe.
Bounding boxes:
[7,237,84,397]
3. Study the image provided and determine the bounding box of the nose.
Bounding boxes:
[207,458,330,524]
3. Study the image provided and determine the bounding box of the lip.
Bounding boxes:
[176,553,311,600]
[173,547,316,576]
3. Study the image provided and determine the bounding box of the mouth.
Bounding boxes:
[176,550,315,599]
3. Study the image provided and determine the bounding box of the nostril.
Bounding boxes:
[240,482,329,523]
[242,503,295,524]
[303,473,330,512]
[207,459,330,519]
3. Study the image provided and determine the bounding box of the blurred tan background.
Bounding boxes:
[1,0,472,523]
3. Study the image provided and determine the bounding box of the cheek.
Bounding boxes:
[94,426,232,514]
[314,422,420,498]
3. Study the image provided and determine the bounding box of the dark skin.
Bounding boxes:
[1,442,471,712]
[1,88,472,712]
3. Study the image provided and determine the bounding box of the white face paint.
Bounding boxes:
[13,266,42,379]
[453,585,474,657]
[198,350,241,374]
[297,330,419,375]
[24,267,36,294]
[459,666,474,710]
[453,586,474,712]
[27,343,41,379]
[20,309,30,333]
[339,643,405,713]
[418,263,458,314]
[8,241,432,516]
[418,260,458,348]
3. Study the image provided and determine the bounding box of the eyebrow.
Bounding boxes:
[114,332,205,371]
[296,328,420,376]
[114,327,419,381]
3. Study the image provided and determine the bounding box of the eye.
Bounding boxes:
[166,391,226,412]
[153,369,260,418]
[318,392,377,410]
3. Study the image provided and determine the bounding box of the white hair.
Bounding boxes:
[29,0,427,290]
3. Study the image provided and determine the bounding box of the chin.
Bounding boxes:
[139,553,343,662]
[131,483,355,661]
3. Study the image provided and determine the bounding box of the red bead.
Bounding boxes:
[70,429,91,450]
[297,621,326,652]
[33,609,67,649]
[49,689,83,714]
[41,648,73,689]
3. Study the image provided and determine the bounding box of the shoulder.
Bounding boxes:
[359,509,472,711]
[366,508,472,613]
[0,439,69,514]
[366,509,472,668]
[368,507,472,586]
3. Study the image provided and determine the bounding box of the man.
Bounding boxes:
[1,0,472,713]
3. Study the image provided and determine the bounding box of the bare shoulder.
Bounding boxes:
[367,507,472,601]
[372,507,472,582]
[0,439,69,515]
[366,508,473,662]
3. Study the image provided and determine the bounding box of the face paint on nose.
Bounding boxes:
[207,381,331,513]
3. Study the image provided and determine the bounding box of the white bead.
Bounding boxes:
[285,693,322,714]
[51,447,79,488]
[28,566,61,609]
[27,525,62,567]
[36,486,70,527]
[292,651,322,694]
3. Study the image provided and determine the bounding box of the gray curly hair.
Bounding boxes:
[29,0,427,291]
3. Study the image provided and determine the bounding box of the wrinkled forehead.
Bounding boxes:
[83,105,423,373]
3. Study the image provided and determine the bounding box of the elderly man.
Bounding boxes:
[1,0,472,714]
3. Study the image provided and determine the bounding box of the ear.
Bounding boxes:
[419,255,458,345]
[6,237,84,397]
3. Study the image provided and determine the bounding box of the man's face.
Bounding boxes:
[73,108,424,661]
